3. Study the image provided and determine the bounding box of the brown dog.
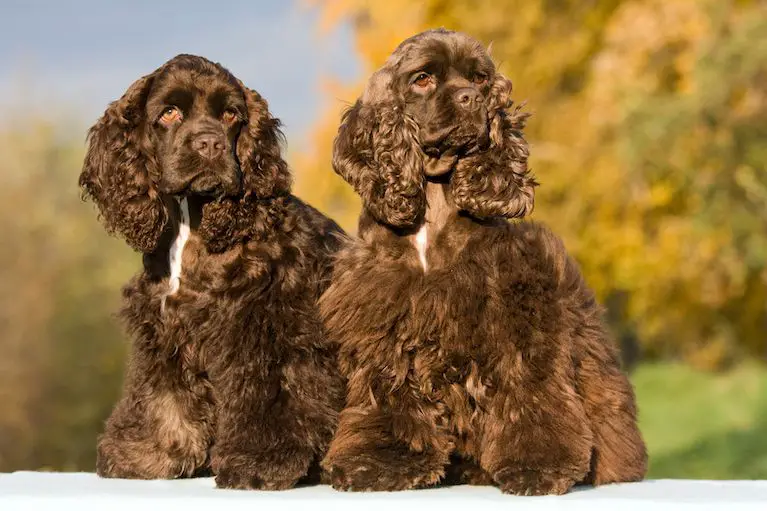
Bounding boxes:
[319,29,647,495]
[79,54,345,489]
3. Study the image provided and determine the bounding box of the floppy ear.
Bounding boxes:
[332,69,425,228]
[451,73,537,220]
[235,84,292,198]
[79,73,168,253]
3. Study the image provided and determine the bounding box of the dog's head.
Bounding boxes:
[79,54,290,252]
[333,29,536,228]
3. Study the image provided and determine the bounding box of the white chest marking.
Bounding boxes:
[167,198,190,297]
[415,225,428,271]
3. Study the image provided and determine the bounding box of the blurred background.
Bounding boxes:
[0,0,765,479]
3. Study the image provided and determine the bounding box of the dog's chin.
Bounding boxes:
[424,152,458,178]
[422,129,489,178]
[160,173,242,199]
[423,126,489,157]
[189,175,241,197]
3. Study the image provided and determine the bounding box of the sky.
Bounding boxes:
[0,0,361,145]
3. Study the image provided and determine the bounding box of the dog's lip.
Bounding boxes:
[187,170,242,196]
[421,123,490,158]
[424,151,459,177]
[420,125,459,152]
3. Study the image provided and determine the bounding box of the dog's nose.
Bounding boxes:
[192,134,225,160]
[454,88,482,111]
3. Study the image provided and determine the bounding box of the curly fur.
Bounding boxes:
[333,100,426,228]
[79,73,167,252]
[79,54,345,489]
[332,30,536,229]
[321,29,647,495]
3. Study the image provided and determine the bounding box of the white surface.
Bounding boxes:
[0,473,765,511]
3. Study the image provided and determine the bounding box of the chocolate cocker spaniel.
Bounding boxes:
[320,29,647,495]
[79,54,345,489]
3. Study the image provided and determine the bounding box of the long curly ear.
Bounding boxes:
[79,73,167,253]
[332,70,425,228]
[451,73,537,220]
[236,84,291,198]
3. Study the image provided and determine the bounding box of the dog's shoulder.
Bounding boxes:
[485,219,584,286]
[278,195,348,265]
[285,195,345,238]
[478,219,567,255]
[504,220,568,253]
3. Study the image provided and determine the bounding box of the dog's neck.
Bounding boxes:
[179,195,211,229]
[411,177,456,272]
[166,197,191,299]
[161,195,211,310]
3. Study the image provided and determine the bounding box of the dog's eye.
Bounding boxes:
[159,106,182,125]
[473,73,488,85]
[222,109,238,124]
[412,72,433,89]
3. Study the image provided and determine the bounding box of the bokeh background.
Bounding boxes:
[1,0,765,479]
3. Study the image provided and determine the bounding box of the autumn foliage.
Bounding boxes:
[296,0,767,368]
[0,0,765,474]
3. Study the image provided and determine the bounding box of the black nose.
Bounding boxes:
[192,134,225,160]
[454,88,482,111]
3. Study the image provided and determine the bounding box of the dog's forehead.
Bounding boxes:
[363,30,493,102]
[147,67,240,106]
[399,31,490,66]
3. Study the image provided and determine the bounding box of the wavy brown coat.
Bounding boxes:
[79,55,345,490]
[320,30,647,495]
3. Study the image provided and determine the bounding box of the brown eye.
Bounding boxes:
[222,109,238,124]
[412,72,433,88]
[473,73,488,85]
[159,106,182,125]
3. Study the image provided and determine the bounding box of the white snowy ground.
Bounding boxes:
[1,473,765,511]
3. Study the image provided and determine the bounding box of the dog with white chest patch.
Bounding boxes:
[79,54,345,490]
[320,29,647,495]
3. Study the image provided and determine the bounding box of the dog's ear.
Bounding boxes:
[332,68,425,228]
[451,72,537,220]
[235,83,292,199]
[79,72,167,253]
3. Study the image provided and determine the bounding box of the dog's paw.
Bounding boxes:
[213,452,308,491]
[96,436,202,480]
[323,448,445,492]
[215,462,300,490]
[493,467,579,496]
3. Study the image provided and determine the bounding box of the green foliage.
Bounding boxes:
[634,363,767,479]
[614,6,767,361]
[0,118,133,471]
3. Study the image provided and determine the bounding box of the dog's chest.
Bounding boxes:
[409,182,454,272]
[167,199,191,297]
[412,225,431,270]
[407,282,495,442]
[159,203,236,309]
[161,202,201,309]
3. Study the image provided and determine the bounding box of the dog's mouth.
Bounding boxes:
[421,120,491,174]
[421,128,491,178]
[188,174,240,197]
[160,168,242,199]
[424,151,459,177]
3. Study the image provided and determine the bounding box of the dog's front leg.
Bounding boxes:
[321,360,453,492]
[477,346,593,496]
[574,326,647,485]
[96,342,212,479]
[97,280,213,480]
[209,305,339,490]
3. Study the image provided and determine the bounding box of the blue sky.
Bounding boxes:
[0,0,361,145]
